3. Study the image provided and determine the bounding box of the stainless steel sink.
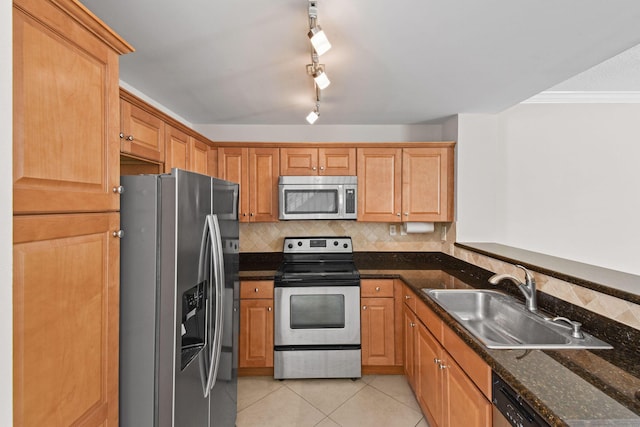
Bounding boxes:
[423,289,612,350]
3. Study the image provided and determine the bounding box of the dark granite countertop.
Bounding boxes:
[239,251,640,427]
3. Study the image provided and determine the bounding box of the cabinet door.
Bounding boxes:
[13,3,123,214]
[403,305,417,390]
[319,148,356,175]
[190,138,210,175]
[357,148,402,222]
[416,322,443,427]
[443,356,491,427]
[361,297,395,366]
[239,299,274,368]
[218,147,249,220]
[249,148,280,222]
[280,148,318,176]
[120,100,165,163]
[402,147,454,222]
[164,125,190,172]
[14,213,120,426]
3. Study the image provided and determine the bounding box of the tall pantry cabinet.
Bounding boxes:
[12,0,133,425]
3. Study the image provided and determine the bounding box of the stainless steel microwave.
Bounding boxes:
[278,175,357,220]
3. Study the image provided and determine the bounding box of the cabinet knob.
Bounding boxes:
[254,288,259,293]
[396,213,401,217]
[410,322,416,328]
[268,307,272,312]
[312,166,317,171]
[320,166,325,170]
[404,212,409,216]
[112,185,124,194]
[375,287,381,292]
[126,135,134,141]
[242,213,247,217]
[250,212,254,217]
[119,132,124,139]
[405,295,411,300]
[362,306,367,310]
[113,230,124,238]
[438,362,447,370]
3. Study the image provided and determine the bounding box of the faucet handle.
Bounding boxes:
[515,264,535,287]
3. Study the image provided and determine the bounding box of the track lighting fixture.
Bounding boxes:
[305,0,331,124]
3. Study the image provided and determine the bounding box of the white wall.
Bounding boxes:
[194,124,443,142]
[457,104,640,275]
[1,0,13,423]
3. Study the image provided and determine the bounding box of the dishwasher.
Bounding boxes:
[492,372,550,427]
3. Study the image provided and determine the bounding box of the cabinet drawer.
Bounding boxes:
[402,285,417,312]
[416,298,444,344]
[240,280,274,299]
[361,279,394,297]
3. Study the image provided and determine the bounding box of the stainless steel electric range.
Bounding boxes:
[273,236,361,379]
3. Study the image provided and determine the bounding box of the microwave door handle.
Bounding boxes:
[205,214,225,392]
[338,186,344,216]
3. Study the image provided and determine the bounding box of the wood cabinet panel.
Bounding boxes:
[357,148,402,222]
[239,299,274,368]
[416,322,443,426]
[361,279,394,297]
[361,297,395,366]
[13,2,126,214]
[250,148,280,222]
[14,213,120,426]
[443,324,491,399]
[164,125,189,171]
[402,147,454,222]
[218,147,249,218]
[444,356,492,427]
[280,147,355,176]
[240,280,274,299]
[120,100,165,163]
[403,305,417,391]
[190,138,209,175]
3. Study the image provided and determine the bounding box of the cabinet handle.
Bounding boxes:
[113,230,124,238]
[375,287,381,292]
[112,185,124,194]
[126,135,134,141]
[362,306,367,310]
[268,307,272,312]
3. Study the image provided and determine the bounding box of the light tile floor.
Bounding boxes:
[237,375,429,427]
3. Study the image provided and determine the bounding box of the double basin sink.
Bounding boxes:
[423,289,612,350]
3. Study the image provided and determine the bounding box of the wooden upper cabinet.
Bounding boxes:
[12,0,132,214]
[14,212,121,426]
[120,99,165,163]
[280,147,355,175]
[218,147,279,222]
[190,138,210,175]
[402,147,454,222]
[164,125,190,172]
[357,148,402,222]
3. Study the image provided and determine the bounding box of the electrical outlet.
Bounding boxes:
[389,225,397,236]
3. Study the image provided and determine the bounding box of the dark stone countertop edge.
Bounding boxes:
[456,242,640,306]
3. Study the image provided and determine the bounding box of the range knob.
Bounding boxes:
[297,241,303,246]
[333,241,339,246]
[287,243,293,249]
[343,243,349,248]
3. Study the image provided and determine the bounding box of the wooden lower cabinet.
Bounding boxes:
[239,281,274,373]
[361,297,395,366]
[13,213,121,426]
[404,285,491,427]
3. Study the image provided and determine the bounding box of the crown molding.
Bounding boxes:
[523,91,640,104]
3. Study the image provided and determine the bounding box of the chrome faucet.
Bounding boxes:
[489,265,538,313]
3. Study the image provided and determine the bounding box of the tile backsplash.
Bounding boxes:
[239,221,456,253]
[454,246,640,331]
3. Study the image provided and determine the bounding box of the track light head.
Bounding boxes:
[308,26,331,56]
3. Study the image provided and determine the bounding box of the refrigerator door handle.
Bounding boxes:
[205,214,225,393]
[198,217,214,397]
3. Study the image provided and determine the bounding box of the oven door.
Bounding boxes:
[274,285,360,346]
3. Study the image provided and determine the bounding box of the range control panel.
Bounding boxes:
[283,237,353,254]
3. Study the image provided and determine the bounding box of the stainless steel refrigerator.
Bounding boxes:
[119,169,239,426]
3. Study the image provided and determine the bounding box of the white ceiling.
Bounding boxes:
[81,0,640,125]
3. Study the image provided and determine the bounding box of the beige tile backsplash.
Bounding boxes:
[454,246,640,331]
[239,221,456,253]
